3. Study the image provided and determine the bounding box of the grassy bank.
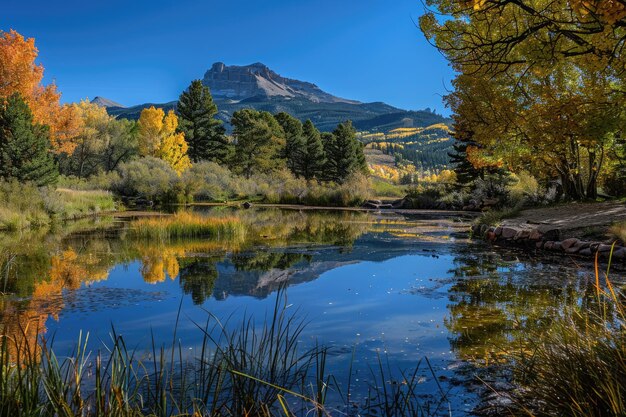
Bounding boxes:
[0,289,446,417]
[0,180,118,231]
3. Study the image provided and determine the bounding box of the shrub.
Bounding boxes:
[115,157,191,204]
[183,161,241,201]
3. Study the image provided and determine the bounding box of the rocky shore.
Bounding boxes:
[470,201,626,262]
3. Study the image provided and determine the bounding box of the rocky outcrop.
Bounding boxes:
[202,62,359,104]
[472,223,625,262]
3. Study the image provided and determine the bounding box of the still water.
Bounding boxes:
[0,207,611,415]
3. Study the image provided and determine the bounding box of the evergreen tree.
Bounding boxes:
[321,132,338,182]
[274,112,304,176]
[231,109,286,178]
[331,120,359,182]
[0,93,58,185]
[448,119,501,185]
[301,120,326,180]
[176,80,228,163]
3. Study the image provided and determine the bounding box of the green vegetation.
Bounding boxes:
[0,179,117,231]
[0,94,58,186]
[176,79,228,163]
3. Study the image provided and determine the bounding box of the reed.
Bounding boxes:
[0,287,440,416]
[510,254,626,417]
[129,212,246,241]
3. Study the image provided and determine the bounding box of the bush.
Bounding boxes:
[183,162,242,202]
[115,157,192,204]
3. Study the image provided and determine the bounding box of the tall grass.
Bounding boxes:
[608,220,626,244]
[129,212,246,241]
[510,253,626,417]
[0,288,442,416]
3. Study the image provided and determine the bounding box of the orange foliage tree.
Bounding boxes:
[0,29,81,154]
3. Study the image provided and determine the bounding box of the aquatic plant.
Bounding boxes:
[0,288,443,416]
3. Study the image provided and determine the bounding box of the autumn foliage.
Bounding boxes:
[0,29,80,154]
[138,106,191,174]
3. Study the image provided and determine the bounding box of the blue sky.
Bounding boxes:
[4,0,454,113]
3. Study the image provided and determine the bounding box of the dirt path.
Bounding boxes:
[501,201,626,239]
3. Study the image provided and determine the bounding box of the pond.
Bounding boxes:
[0,207,615,415]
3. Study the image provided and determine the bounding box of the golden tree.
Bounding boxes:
[138,107,191,174]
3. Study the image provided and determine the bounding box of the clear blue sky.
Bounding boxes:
[4,0,454,113]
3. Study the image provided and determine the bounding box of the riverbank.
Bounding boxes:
[472,201,626,262]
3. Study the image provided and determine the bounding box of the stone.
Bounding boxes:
[529,229,544,241]
[552,242,563,251]
[494,226,503,237]
[514,230,530,241]
[486,231,497,242]
[537,226,560,241]
[597,244,614,253]
[242,201,252,209]
[560,238,580,250]
[544,241,555,250]
[535,241,544,249]
[501,227,518,240]
[482,198,500,207]
[579,248,592,257]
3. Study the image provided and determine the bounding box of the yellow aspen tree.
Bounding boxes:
[138,107,191,174]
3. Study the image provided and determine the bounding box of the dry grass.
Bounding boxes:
[608,221,626,244]
[129,211,246,241]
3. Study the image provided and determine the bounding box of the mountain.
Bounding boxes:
[91,96,126,108]
[203,62,359,104]
[104,62,451,133]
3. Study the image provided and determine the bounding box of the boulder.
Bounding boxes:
[544,241,555,250]
[529,229,544,241]
[501,227,518,240]
[494,226,503,237]
[560,238,579,250]
[514,230,531,241]
[579,248,592,257]
[537,226,560,241]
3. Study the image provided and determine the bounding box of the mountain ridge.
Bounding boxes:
[100,62,451,133]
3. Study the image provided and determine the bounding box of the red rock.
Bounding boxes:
[486,231,497,241]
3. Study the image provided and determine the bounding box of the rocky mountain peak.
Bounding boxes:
[91,96,125,108]
[202,62,359,104]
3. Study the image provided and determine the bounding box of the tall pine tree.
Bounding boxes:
[331,120,359,182]
[0,93,58,185]
[176,80,228,163]
[301,120,326,180]
[274,112,304,176]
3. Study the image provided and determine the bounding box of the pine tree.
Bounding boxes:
[176,80,228,163]
[332,120,359,182]
[274,112,304,176]
[321,132,338,182]
[301,120,326,180]
[0,93,58,185]
[231,109,286,178]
